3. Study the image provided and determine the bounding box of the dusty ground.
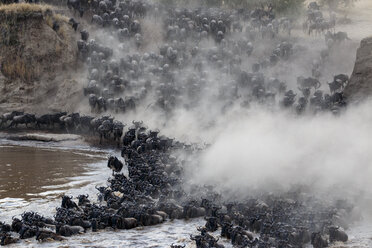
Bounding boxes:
[0,71,86,114]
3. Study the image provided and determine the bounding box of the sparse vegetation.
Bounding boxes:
[0,3,69,38]
[0,3,50,14]
[1,55,34,82]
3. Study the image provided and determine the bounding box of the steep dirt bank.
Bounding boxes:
[344,36,372,102]
[0,4,83,113]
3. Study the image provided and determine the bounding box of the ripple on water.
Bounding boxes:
[0,141,110,223]
[0,197,29,208]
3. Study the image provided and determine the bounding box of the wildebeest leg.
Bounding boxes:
[7,122,14,129]
[99,133,103,145]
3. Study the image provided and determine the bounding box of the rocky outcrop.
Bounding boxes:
[0,4,84,113]
[0,5,78,81]
[344,36,372,102]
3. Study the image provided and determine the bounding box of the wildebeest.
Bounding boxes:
[329,226,348,243]
[69,18,79,31]
[297,76,321,90]
[61,195,80,210]
[80,30,89,41]
[36,112,66,129]
[107,156,124,175]
[8,114,36,128]
[56,225,84,237]
[311,232,328,248]
[36,229,64,242]
[328,74,348,94]
[0,111,23,128]
[67,0,85,17]
[0,234,19,246]
[113,120,125,147]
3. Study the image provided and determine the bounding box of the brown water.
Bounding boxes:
[0,145,106,200]
[0,140,112,224]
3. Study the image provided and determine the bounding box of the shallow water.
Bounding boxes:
[0,139,110,222]
[0,145,104,200]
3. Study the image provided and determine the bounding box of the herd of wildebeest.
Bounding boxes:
[0,0,358,247]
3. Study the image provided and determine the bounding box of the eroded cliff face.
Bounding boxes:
[344,37,372,102]
[0,9,77,81]
[0,5,84,113]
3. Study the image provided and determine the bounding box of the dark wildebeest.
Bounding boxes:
[36,112,66,129]
[0,111,23,128]
[8,114,36,128]
[107,156,124,175]
[329,226,348,243]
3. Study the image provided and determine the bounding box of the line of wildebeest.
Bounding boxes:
[0,0,357,247]
[0,114,352,247]
[0,110,354,248]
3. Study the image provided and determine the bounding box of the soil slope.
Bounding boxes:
[344,36,372,102]
[0,4,83,113]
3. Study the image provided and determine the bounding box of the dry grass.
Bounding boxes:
[0,3,70,40]
[0,3,68,23]
[45,13,69,39]
[53,13,69,23]
[1,56,36,82]
[0,3,52,14]
[0,3,71,82]
[55,40,64,55]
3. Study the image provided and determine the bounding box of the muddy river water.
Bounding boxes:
[0,138,371,247]
[0,145,104,201]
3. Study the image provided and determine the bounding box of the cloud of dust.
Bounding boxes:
[188,99,372,193]
[70,0,372,215]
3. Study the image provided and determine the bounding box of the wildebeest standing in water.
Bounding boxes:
[107,156,124,175]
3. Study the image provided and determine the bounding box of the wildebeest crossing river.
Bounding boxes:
[0,138,372,247]
[0,139,209,247]
[2,0,372,247]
